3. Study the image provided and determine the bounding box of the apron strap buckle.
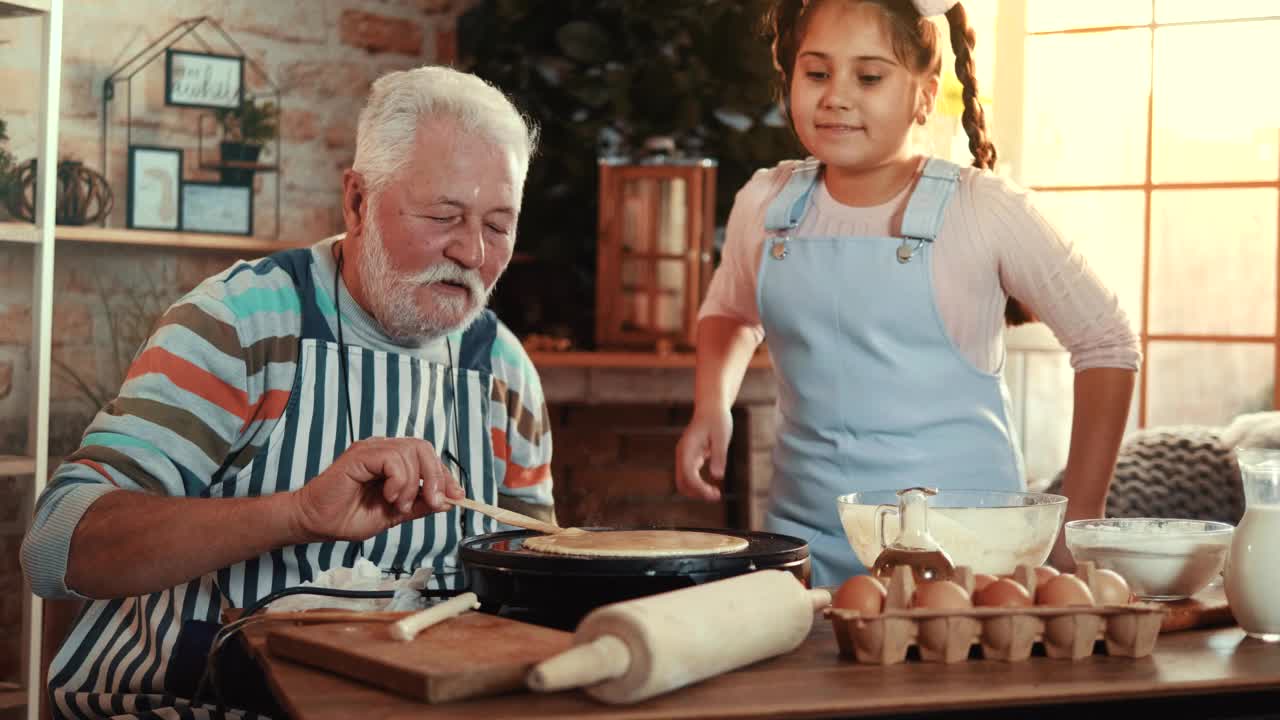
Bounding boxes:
[897,237,927,264]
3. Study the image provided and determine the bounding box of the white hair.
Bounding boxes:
[353,65,539,193]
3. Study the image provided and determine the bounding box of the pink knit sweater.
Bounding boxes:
[699,159,1141,373]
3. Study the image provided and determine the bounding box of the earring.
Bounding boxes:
[915,112,927,125]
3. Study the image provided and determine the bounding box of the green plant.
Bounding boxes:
[214,96,279,146]
[459,0,801,346]
[0,118,16,209]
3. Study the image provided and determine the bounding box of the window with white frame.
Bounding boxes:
[984,0,1280,483]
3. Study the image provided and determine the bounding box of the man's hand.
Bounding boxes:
[290,437,465,543]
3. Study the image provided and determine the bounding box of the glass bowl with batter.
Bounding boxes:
[837,489,1067,576]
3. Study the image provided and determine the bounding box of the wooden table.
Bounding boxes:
[242,614,1280,720]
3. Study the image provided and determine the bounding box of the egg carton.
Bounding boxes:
[825,562,1165,664]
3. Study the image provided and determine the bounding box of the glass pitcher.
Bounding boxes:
[1226,447,1280,641]
[870,487,956,583]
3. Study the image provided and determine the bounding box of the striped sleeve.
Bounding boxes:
[487,321,553,506]
[21,257,304,599]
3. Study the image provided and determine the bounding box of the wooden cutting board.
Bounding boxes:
[266,611,573,704]
[1159,585,1234,632]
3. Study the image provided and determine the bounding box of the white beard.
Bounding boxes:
[356,216,493,343]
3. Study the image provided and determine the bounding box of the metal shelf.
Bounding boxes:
[198,161,279,172]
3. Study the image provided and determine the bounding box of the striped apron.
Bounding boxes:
[45,249,499,719]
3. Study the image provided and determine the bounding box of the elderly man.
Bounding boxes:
[21,66,551,719]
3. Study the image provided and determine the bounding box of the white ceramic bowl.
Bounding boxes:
[836,490,1067,576]
[1064,518,1234,601]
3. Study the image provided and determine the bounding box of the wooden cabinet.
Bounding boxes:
[595,160,716,351]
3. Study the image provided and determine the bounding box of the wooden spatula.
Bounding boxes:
[444,496,582,535]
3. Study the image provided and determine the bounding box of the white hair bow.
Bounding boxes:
[799,0,958,18]
[913,0,958,16]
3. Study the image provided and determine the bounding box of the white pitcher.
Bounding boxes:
[1226,447,1280,641]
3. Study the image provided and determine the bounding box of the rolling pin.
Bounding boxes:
[526,570,831,704]
[389,592,480,641]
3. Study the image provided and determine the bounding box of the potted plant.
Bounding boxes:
[213,96,278,186]
[458,0,800,348]
[0,118,17,219]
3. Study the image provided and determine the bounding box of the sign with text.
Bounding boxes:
[165,49,244,110]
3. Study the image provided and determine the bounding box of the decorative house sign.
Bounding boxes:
[164,49,244,110]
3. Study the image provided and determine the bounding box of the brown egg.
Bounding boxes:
[832,575,887,616]
[1036,574,1095,607]
[1092,569,1132,606]
[1033,566,1061,586]
[973,573,999,593]
[913,580,973,610]
[973,577,1034,608]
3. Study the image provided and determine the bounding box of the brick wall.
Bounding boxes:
[737,403,779,530]
[537,361,780,532]
[0,1,464,243]
[0,477,27,683]
[0,0,466,685]
[548,401,778,532]
[551,404,726,529]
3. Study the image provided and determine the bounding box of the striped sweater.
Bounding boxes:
[23,237,553,600]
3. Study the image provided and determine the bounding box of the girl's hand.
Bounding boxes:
[1049,502,1104,571]
[1047,531,1075,572]
[676,409,733,501]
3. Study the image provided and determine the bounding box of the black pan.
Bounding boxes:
[456,527,810,629]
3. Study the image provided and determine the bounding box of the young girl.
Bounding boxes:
[676,0,1139,587]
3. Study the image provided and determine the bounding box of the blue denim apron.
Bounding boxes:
[757,158,1024,587]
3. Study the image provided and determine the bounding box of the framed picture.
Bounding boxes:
[181,181,254,236]
[165,48,244,110]
[127,145,183,231]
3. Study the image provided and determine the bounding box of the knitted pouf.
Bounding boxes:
[1045,425,1244,525]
